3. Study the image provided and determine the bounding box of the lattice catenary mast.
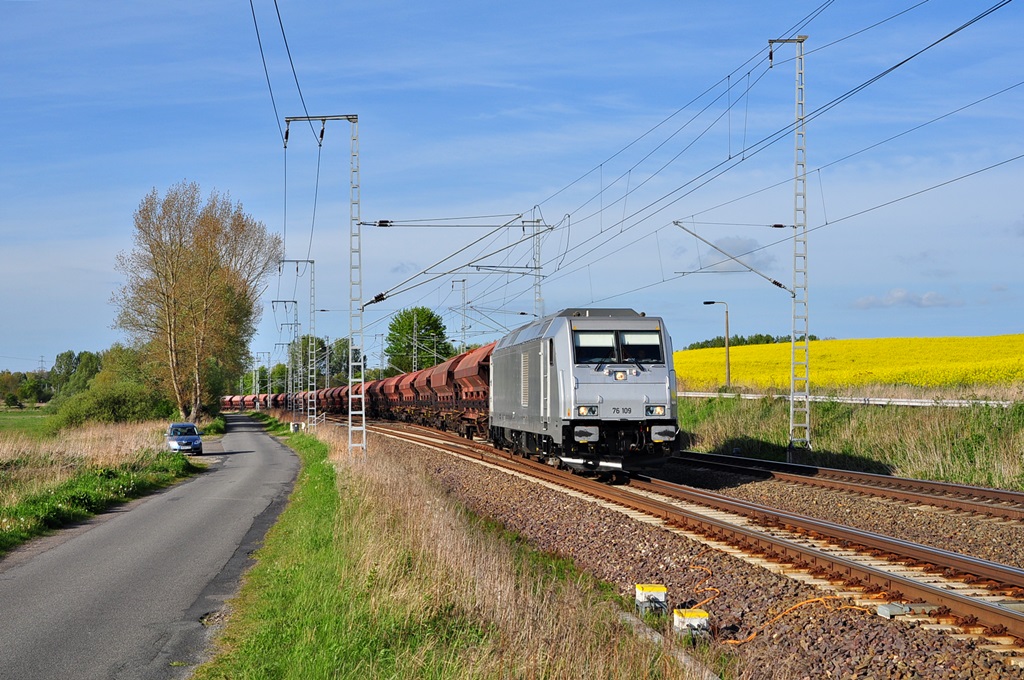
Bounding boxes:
[284,115,362,449]
[770,35,811,455]
[278,259,316,428]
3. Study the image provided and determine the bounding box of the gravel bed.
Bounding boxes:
[381,436,1022,679]
[663,461,1024,570]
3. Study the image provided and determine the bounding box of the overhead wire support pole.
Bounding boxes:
[272,299,299,417]
[348,115,366,455]
[280,258,316,429]
[279,321,300,416]
[452,279,467,353]
[283,114,362,447]
[255,352,271,409]
[522,218,545,318]
[770,35,811,457]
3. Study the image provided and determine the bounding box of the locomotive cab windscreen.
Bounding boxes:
[573,330,664,365]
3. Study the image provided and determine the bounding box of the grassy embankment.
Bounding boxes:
[193,415,710,679]
[675,334,1024,489]
[0,410,205,556]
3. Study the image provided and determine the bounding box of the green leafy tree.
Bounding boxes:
[52,381,170,429]
[288,335,327,391]
[270,362,289,393]
[385,307,455,373]
[66,351,102,394]
[47,344,174,426]
[17,376,49,404]
[113,181,283,420]
[240,365,271,395]
[90,344,146,387]
[326,336,363,385]
[0,371,22,400]
[51,350,78,395]
[686,333,818,350]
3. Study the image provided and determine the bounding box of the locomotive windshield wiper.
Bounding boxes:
[628,358,647,372]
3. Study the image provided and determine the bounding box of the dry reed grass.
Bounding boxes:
[0,422,166,506]
[317,426,708,679]
[680,395,1024,489]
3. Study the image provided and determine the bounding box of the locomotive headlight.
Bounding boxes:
[577,405,599,416]
[645,405,666,417]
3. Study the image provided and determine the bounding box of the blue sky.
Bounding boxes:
[2,0,1022,374]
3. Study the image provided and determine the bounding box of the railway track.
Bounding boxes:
[675,451,1024,521]
[357,421,1024,659]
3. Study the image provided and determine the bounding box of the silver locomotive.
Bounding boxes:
[488,308,679,474]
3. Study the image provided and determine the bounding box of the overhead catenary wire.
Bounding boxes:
[446,4,916,307]
[533,0,915,229]
[248,0,284,142]
[532,0,1018,286]
[553,150,1024,308]
[532,1,840,214]
[475,135,1024,315]
[365,215,550,306]
[675,79,1024,227]
[526,2,970,302]
[273,0,317,143]
[251,1,1017,356]
[248,0,331,365]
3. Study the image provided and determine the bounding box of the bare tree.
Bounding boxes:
[113,181,282,419]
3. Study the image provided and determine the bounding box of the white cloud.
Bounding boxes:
[680,236,778,275]
[389,261,420,276]
[853,288,962,309]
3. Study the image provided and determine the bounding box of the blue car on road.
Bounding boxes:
[166,422,203,455]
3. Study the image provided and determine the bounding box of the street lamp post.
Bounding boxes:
[703,301,730,389]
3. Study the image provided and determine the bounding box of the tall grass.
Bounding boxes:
[0,421,199,555]
[678,397,1024,489]
[196,423,707,679]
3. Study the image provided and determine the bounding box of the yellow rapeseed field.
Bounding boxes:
[673,334,1024,390]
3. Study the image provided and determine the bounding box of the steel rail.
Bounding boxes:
[676,451,1024,519]
[366,422,1024,639]
[630,474,1024,588]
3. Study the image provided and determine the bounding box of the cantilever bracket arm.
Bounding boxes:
[672,221,793,296]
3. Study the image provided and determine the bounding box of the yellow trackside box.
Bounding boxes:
[673,608,710,634]
[635,584,668,615]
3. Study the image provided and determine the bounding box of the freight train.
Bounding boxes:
[222,308,680,474]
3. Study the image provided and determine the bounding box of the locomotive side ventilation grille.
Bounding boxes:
[520,353,529,407]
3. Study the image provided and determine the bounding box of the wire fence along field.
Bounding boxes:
[674,334,1024,394]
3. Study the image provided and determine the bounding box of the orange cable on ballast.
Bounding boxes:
[681,549,872,645]
[722,596,873,646]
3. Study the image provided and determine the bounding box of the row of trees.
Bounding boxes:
[1,350,103,408]
[686,333,820,350]
[239,336,357,395]
[2,308,460,425]
[0,344,184,428]
[237,307,462,395]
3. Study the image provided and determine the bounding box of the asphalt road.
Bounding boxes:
[0,414,298,680]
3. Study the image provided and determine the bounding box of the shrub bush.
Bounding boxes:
[52,381,169,429]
